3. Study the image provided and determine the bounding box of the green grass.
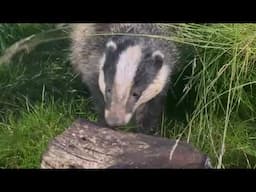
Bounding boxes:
[0,23,256,168]
[0,24,96,168]
[163,24,256,168]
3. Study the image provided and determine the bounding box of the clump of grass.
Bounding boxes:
[0,24,95,168]
[162,24,256,168]
[0,96,96,168]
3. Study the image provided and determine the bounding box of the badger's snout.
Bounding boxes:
[105,106,132,127]
[105,115,125,127]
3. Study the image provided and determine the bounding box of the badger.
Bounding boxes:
[70,23,179,134]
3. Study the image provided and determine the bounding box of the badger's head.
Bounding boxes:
[98,37,170,127]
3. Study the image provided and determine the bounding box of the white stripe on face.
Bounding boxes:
[98,54,106,99]
[134,64,170,111]
[102,45,142,126]
[113,45,142,104]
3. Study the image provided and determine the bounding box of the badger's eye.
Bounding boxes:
[106,88,112,97]
[132,92,140,99]
[106,88,111,93]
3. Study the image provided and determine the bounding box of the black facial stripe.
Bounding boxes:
[103,51,117,109]
[103,38,136,109]
[125,52,164,113]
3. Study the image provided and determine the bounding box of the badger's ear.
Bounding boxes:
[152,50,164,67]
[106,41,117,51]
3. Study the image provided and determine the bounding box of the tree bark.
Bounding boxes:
[41,119,212,169]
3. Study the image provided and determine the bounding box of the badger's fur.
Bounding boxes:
[70,23,179,134]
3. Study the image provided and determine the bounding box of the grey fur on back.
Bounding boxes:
[70,23,178,82]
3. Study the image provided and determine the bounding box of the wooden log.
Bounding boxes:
[41,119,212,169]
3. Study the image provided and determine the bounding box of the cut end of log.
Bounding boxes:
[41,119,212,169]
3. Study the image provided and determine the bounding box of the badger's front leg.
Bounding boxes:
[135,94,166,135]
